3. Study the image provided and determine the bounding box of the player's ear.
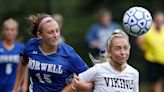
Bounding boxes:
[36,32,43,39]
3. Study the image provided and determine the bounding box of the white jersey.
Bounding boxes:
[79,62,139,92]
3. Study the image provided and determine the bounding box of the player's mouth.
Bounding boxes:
[119,56,128,60]
[52,38,58,41]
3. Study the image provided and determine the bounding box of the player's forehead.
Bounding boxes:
[111,37,129,47]
[42,20,59,29]
[4,23,17,28]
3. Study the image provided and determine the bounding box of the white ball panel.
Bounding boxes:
[123,24,131,32]
[134,11,144,20]
[127,8,136,16]
[146,20,152,29]
[131,25,140,33]
[123,14,129,23]
[144,11,152,20]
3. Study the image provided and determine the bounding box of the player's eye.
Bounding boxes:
[124,46,129,50]
[55,29,59,33]
[114,47,121,51]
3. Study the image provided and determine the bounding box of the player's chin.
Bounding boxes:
[118,59,127,64]
[53,42,59,46]
[49,41,59,46]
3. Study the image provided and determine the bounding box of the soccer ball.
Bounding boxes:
[123,6,153,36]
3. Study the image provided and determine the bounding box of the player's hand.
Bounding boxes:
[12,90,17,92]
[72,76,86,90]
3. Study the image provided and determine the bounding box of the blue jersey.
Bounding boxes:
[22,38,88,92]
[0,41,24,92]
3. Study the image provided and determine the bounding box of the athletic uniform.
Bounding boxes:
[0,41,24,92]
[141,25,164,82]
[21,38,88,92]
[79,62,139,92]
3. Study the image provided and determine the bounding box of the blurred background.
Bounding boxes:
[0,0,164,91]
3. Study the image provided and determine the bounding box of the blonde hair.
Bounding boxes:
[89,29,130,64]
[2,18,18,29]
[106,29,130,51]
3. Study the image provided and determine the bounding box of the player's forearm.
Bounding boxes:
[77,82,93,92]
[61,82,92,92]
[21,66,28,92]
[61,83,75,92]
[13,57,27,92]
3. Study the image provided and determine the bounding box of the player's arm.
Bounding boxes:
[73,65,97,91]
[62,66,96,92]
[61,83,75,92]
[61,78,93,92]
[73,76,93,91]
[21,65,28,92]
[12,57,27,92]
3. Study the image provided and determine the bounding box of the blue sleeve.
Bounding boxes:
[68,49,89,74]
[20,40,32,63]
[20,38,40,63]
[20,45,28,64]
[85,24,98,45]
[19,43,25,56]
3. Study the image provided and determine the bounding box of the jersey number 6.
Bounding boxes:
[6,64,12,75]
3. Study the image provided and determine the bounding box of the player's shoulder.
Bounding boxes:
[23,38,40,52]
[15,41,24,48]
[84,62,104,74]
[59,43,74,51]
[25,38,40,47]
[59,42,74,54]
[145,24,156,35]
[109,22,120,28]
[90,23,101,30]
[58,42,75,57]
[111,22,119,26]
[94,62,108,69]
[126,64,139,76]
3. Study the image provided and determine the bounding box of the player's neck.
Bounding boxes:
[2,39,15,50]
[109,60,126,73]
[40,43,58,54]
